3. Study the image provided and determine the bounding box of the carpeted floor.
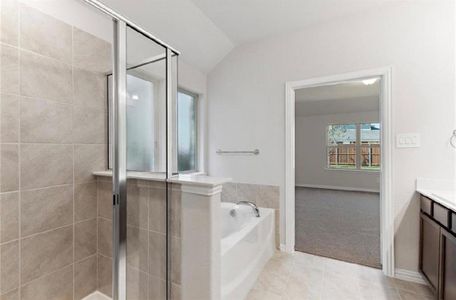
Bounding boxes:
[295,187,381,268]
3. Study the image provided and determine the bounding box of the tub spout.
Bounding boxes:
[231,201,260,217]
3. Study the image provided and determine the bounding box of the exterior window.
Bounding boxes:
[327,123,380,171]
[177,89,198,172]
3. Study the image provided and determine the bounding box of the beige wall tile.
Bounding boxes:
[20,97,72,143]
[127,226,148,272]
[21,265,73,300]
[149,187,166,234]
[0,192,18,243]
[1,144,18,192]
[97,180,112,219]
[127,184,148,229]
[97,254,112,297]
[257,185,280,209]
[149,275,166,300]
[98,217,112,258]
[237,183,259,203]
[75,182,97,221]
[20,50,72,102]
[1,241,19,294]
[20,144,73,189]
[21,225,73,283]
[72,106,106,144]
[221,182,237,203]
[0,94,19,143]
[73,27,111,73]
[170,190,181,238]
[171,236,181,284]
[171,283,182,300]
[73,68,107,111]
[0,288,19,300]
[149,231,166,279]
[74,144,106,183]
[21,185,73,236]
[75,219,96,261]
[20,5,72,63]
[0,0,18,46]
[127,267,148,300]
[74,255,97,300]
[0,44,19,94]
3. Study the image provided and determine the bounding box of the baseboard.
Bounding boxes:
[82,291,111,300]
[295,183,380,193]
[394,268,427,285]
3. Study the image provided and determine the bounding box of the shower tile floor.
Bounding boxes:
[247,251,433,300]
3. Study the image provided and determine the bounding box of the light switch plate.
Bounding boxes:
[396,133,420,148]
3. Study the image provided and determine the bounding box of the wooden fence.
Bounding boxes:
[328,145,380,167]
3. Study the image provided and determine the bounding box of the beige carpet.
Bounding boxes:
[295,187,381,268]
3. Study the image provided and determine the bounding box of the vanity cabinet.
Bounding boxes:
[420,195,456,300]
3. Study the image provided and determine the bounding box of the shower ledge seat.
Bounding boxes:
[93,170,231,300]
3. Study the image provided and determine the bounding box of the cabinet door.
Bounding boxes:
[420,213,440,293]
[440,229,456,300]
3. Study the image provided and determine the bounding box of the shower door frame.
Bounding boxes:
[82,1,180,300]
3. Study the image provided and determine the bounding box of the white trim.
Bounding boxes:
[279,243,290,252]
[295,183,380,193]
[394,269,427,285]
[285,67,394,276]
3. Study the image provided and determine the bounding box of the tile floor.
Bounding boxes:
[247,251,433,300]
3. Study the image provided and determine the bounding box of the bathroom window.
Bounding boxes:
[327,123,380,171]
[177,89,198,172]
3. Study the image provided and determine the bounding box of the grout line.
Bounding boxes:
[20,223,73,240]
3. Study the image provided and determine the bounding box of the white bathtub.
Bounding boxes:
[220,202,275,300]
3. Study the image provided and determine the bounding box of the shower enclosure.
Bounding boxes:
[0,0,180,299]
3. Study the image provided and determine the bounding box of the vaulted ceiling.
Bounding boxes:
[99,0,416,72]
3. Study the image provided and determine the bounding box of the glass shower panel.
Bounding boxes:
[124,25,168,300]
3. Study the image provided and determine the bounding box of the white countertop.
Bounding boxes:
[416,178,456,211]
[93,170,231,187]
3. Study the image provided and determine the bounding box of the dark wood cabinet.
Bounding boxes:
[419,195,456,300]
[440,229,456,300]
[420,213,440,293]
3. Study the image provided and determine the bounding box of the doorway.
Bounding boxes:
[284,68,394,275]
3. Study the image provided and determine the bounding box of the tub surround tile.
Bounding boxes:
[21,225,73,283]
[148,187,166,234]
[237,183,260,203]
[20,265,73,300]
[126,226,148,272]
[127,184,148,229]
[148,275,166,300]
[20,5,72,64]
[0,44,19,94]
[74,144,106,184]
[1,241,19,294]
[149,231,166,279]
[0,192,19,243]
[97,180,112,220]
[97,254,112,297]
[73,27,111,73]
[74,255,97,299]
[0,144,19,192]
[0,289,19,300]
[20,144,73,189]
[21,185,73,236]
[75,182,97,221]
[20,50,72,102]
[20,97,72,143]
[221,182,237,203]
[1,0,19,46]
[73,68,107,111]
[75,219,97,261]
[126,267,148,300]
[1,94,19,143]
[257,185,280,210]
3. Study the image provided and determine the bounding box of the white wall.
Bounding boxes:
[296,111,380,192]
[207,1,455,272]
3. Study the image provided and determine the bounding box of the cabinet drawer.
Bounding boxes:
[421,196,432,215]
[433,202,449,227]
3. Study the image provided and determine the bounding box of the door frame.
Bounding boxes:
[284,67,394,276]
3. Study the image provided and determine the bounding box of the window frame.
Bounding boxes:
[326,123,380,172]
[177,88,200,174]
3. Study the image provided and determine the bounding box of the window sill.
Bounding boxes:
[324,168,380,173]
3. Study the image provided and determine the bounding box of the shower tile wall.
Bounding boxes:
[0,1,109,299]
[221,183,280,247]
[96,177,182,300]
